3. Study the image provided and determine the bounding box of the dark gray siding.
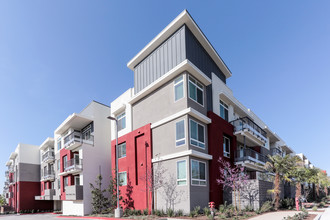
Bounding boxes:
[134,26,186,94]
[185,27,226,84]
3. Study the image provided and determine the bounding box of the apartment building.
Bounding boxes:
[4,143,53,212]
[107,10,298,213]
[35,101,111,216]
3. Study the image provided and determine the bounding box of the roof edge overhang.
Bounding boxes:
[127,10,231,79]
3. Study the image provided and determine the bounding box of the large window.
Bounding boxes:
[63,155,67,170]
[57,138,61,151]
[223,136,230,158]
[174,75,184,101]
[191,160,206,186]
[188,76,204,106]
[220,100,229,121]
[64,176,68,191]
[57,160,60,171]
[175,120,185,146]
[117,112,126,131]
[177,160,187,185]
[74,176,80,186]
[119,172,127,186]
[118,143,126,158]
[190,119,205,149]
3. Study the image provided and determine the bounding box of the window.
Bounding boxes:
[190,119,205,149]
[58,179,61,189]
[119,172,127,186]
[41,184,43,191]
[57,138,61,151]
[57,160,60,171]
[63,156,67,170]
[82,122,93,140]
[64,177,68,191]
[174,75,184,101]
[51,182,54,189]
[177,160,187,185]
[118,143,126,158]
[175,120,185,146]
[191,160,206,186]
[188,76,204,106]
[74,176,80,186]
[117,112,126,131]
[223,136,230,158]
[220,100,229,121]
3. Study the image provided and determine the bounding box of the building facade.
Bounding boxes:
[2,10,318,215]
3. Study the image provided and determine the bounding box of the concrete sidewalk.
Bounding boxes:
[319,207,330,220]
[248,210,322,220]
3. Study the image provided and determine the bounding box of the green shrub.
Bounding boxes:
[244,205,254,212]
[160,209,165,216]
[260,201,273,213]
[189,211,195,217]
[193,206,201,215]
[134,209,141,215]
[312,206,318,211]
[128,209,135,216]
[123,209,130,216]
[219,201,227,213]
[176,209,184,216]
[167,208,174,217]
[203,207,211,216]
[143,208,149,215]
[155,209,162,216]
[319,201,325,207]
[280,198,295,209]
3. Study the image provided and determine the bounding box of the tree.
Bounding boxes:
[264,155,297,210]
[217,156,249,212]
[288,157,308,199]
[0,195,6,206]
[108,173,123,211]
[122,173,134,210]
[162,174,183,210]
[139,156,167,211]
[305,167,319,200]
[90,174,109,214]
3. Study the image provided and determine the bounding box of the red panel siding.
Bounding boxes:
[207,111,236,207]
[59,148,74,200]
[111,124,152,211]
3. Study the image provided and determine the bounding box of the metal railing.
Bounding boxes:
[5,171,9,176]
[42,151,55,162]
[230,117,267,141]
[64,158,83,172]
[8,166,14,173]
[42,169,55,180]
[270,148,282,156]
[63,131,94,148]
[235,148,268,164]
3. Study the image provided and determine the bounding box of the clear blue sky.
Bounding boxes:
[1,1,330,192]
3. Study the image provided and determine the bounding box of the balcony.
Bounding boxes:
[59,158,83,176]
[271,148,283,157]
[42,150,55,163]
[41,169,55,181]
[235,148,268,171]
[63,131,94,151]
[231,117,267,146]
[8,166,14,173]
[5,171,9,177]
[4,181,9,187]
[45,189,56,200]
[65,185,83,200]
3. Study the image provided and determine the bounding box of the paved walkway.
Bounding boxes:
[248,211,301,220]
[320,207,330,220]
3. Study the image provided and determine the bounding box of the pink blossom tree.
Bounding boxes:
[217,156,249,212]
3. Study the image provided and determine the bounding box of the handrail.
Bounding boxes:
[230,117,267,139]
[64,158,83,171]
[235,148,268,164]
[271,148,282,156]
[42,151,55,162]
[64,131,94,148]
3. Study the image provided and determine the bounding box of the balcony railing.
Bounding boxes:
[8,166,14,173]
[235,148,268,164]
[42,151,55,163]
[5,171,9,177]
[63,131,94,150]
[41,169,55,181]
[64,158,83,173]
[271,148,283,157]
[65,185,83,200]
[231,117,267,142]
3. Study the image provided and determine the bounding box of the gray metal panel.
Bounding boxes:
[18,163,40,182]
[185,26,226,84]
[134,26,186,94]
